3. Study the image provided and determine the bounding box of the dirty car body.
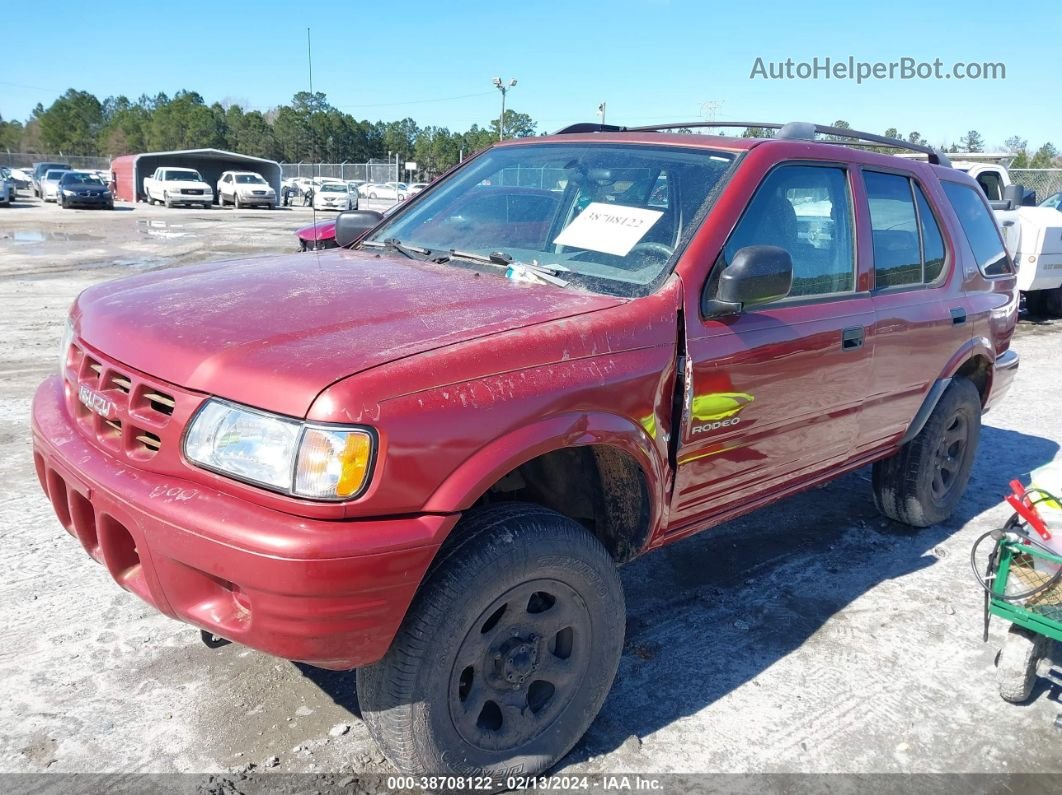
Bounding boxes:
[33,124,1019,779]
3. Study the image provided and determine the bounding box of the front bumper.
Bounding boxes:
[32,376,454,669]
[235,193,275,205]
[63,193,113,207]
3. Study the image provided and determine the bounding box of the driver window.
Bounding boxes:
[723,165,855,298]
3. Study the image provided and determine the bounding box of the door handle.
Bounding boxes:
[950,307,967,325]
[841,326,865,350]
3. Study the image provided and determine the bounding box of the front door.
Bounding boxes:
[670,162,875,528]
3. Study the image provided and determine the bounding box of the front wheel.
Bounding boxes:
[358,503,625,784]
[872,377,981,527]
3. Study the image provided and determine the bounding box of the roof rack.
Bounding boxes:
[552,120,951,168]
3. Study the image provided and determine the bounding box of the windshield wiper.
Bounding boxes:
[360,238,431,260]
[436,250,570,287]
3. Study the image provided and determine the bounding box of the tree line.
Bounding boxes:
[1,90,1058,173]
[0,88,538,176]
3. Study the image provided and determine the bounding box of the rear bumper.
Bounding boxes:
[986,348,1020,412]
[31,376,454,669]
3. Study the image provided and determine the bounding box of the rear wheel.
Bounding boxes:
[872,378,981,527]
[997,625,1049,703]
[358,503,624,785]
[1043,287,1062,319]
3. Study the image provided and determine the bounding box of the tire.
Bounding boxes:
[1024,291,1046,318]
[369,192,378,199]
[997,625,1049,703]
[1043,287,1062,319]
[872,377,981,527]
[358,503,625,785]
[163,192,173,209]
[234,194,241,210]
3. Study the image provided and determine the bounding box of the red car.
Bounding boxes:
[33,121,1018,782]
[295,218,337,251]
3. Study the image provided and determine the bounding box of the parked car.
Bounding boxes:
[7,167,33,190]
[40,168,72,202]
[365,181,408,201]
[32,162,71,198]
[57,171,114,210]
[295,219,338,251]
[143,167,213,208]
[407,182,428,195]
[346,179,367,195]
[313,181,356,211]
[217,171,277,209]
[0,168,15,206]
[1039,192,1061,210]
[33,121,1019,782]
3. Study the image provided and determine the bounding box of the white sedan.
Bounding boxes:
[41,169,72,202]
[364,182,408,201]
[313,182,357,211]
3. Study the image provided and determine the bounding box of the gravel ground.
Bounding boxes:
[1,195,1059,786]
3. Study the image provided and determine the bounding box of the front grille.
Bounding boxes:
[63,340,186,464]
[180,189,204,195]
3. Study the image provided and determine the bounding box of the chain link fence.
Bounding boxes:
[1,152,112,170]
[1009,170,1062,202]
[279,161,399,184]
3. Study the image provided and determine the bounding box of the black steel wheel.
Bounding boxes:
[450,578,591,753]
[358,503,624,787]
[873,377,981,527]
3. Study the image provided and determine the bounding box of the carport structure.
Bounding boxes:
[110,148,282,204]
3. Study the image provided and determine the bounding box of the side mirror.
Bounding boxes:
[334,210,384,247]
[702,245,793,318]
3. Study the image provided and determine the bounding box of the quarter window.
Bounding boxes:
[865,172,949,288]
[723,165,855,298]
[941,181,1012,276]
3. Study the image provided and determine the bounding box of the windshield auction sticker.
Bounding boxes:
[553,202,664,256]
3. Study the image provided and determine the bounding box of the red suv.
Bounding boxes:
[32,121,1018,782]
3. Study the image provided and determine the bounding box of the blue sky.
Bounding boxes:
[3,0,1059,150]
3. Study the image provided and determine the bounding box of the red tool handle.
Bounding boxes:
[1006,492,1052,541]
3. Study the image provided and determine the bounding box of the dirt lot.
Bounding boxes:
[1,195,1060,785]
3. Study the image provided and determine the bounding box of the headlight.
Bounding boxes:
[62,189,75,196]
[184,399,374,500]
[58,318,74,373]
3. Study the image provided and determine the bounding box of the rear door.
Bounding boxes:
[670,162,876,526]
[859,168,969,446]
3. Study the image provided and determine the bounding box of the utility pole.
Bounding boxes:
[492,77,517,141]
[597,102,607,125]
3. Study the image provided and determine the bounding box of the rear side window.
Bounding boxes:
[723,164,855,298]
[941,181,1012,276]
[915,185,946,282]
[865,172,949,288]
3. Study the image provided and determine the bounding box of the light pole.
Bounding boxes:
[492,77,517,141]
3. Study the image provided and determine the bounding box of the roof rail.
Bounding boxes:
[553,120,951,167]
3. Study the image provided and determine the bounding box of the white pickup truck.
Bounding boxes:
[954,161,1062,316]
[143,167,214,209]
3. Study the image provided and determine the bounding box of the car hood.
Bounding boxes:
[74,249,623,417]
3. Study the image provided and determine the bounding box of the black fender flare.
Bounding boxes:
[899,377,952,446]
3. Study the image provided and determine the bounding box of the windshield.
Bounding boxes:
[321,184,347,193]
[364,142,735,296]
[168,170,202,181]
[61,173,104,186]
[44,170,70,180]
[235,174,265,184]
